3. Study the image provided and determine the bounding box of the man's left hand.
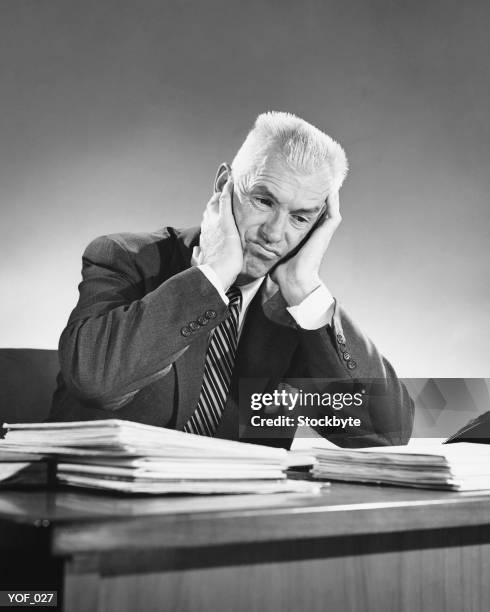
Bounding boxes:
[270,191,341,306]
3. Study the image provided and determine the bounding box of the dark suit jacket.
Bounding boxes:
[49,227,414,448]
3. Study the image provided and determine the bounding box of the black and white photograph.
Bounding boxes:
[0,1,489,611]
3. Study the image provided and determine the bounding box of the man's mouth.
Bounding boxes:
[248,241,280,260]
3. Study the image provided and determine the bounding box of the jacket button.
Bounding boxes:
[205,310,217,319]
[181,326,192,337]
[189,321,200,331]
[347,360,357,370]
[197,315,208,325]
[342,352,351,361]
[337,333,345,344]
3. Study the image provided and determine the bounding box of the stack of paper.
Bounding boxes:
[0,419,318,495]
[310,443,490,491]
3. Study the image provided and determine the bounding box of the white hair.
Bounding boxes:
[231,111,348,193]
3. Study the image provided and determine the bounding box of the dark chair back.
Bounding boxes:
[0,349,59,423]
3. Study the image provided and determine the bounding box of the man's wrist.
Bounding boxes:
[287,283,335,329]
[203,261,238,292]
[280,275,322,307]
[197,264,229,304]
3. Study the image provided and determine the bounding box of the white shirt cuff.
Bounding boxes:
[286,283,335,330]
[197,264,228,304]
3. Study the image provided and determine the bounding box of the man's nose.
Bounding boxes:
[259,211,286,244]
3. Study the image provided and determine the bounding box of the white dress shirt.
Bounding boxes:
[197,264,334,334]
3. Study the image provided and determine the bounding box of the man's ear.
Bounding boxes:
[214,163,232,193]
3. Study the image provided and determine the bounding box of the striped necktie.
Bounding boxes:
[184,286,242,436]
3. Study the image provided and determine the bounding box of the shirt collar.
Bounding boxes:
[236,276,265,311]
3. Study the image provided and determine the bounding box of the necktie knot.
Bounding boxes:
[226,286,242,311]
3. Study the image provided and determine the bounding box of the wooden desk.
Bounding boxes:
[1,483,490,612]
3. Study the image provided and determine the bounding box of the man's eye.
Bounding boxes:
[292,215,310,226]
[253,197,272,207]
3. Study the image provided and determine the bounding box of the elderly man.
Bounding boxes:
[49,112,414,448]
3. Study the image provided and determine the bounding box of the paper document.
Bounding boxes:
[0,419,318,495]
[310,442,490,491]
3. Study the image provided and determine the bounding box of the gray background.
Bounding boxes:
[1,0,488,377]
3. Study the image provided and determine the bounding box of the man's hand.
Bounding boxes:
[271,191,342,306]
[194,178,243,290]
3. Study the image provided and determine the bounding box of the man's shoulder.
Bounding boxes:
[89,226,199,255]
[85,226,198,261]
[83,226,201,281]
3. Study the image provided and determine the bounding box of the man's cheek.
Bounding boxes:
[244,251,272,272]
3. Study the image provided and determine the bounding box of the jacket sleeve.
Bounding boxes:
[295,299,414,447]
[59,234,228,405]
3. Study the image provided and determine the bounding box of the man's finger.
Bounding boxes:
[301,192,342,254]
[326,190,341,221]
[206,192,220,213]
[202,194,220,231]
[219,178,237,230]
[218,177,233,214]
[191,245,203,266]
[314,191,342,237]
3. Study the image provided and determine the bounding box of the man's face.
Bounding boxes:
[232,155,329,283]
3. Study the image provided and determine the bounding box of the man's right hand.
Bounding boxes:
[195,177,243,290]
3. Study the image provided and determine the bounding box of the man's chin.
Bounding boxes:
[237,255,276,283]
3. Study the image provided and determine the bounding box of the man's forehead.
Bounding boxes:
[248,167,328,210]
[252,183,324,213]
